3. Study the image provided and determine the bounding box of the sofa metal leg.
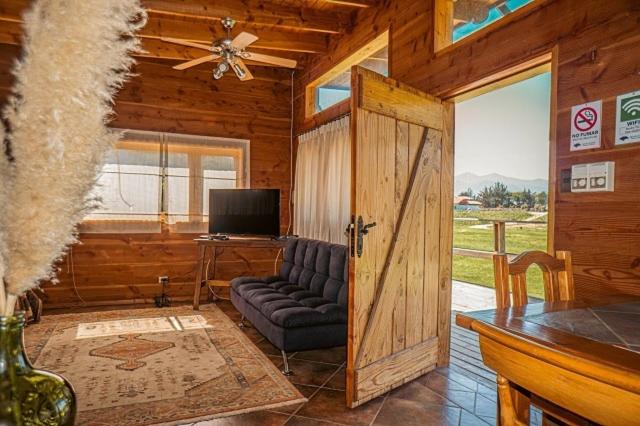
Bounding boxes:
[281,350,293,376]
[238,315,249,329]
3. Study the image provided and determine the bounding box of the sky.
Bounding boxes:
[454,72,551,180]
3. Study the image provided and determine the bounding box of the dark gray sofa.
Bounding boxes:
[230,238,348,374]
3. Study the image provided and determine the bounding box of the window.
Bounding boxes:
[306,31,388,116]
[83,129,249,233]
[435,0,536,50]
[316,45,388,112]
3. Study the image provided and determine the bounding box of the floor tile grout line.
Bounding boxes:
[287,414,349,425]
[368,393,389,426]
[284,361,345,424]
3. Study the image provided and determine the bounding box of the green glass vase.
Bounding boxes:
[0,313,76,426]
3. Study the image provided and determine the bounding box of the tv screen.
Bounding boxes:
[208,189,280,236]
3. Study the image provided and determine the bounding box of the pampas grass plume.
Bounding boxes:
[0,0,146,315]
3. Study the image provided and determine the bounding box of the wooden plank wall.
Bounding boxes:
[0,45,293,308]
[296,0,640,300]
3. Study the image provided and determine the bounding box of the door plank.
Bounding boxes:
[437,102,455,366]
[354,337,439,404]
[371,112,397,361]
[405,124,427,347]
[356,128,443,368]
[352,109,380,359]
[359,74,444,131]
[393,121,410,353]
[423,121,443,340]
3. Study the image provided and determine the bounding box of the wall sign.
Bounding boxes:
[615,90,640,145]
[570,100,602,151]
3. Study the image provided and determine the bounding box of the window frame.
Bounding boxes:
[81,129,250,233]
[305,31,389,118]
[434,0,544,53]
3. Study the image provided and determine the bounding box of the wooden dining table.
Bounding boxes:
[456,295,640,425]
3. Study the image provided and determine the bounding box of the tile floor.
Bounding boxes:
[183,299,544,426]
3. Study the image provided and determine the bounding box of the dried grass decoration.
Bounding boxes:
[0,0,147,316]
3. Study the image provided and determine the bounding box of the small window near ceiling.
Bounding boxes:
[306,31,388,116]
[316,45,388,112]
[435,0,536,50]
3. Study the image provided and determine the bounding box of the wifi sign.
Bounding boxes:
[621,96,640,121]
[616,90,640,145]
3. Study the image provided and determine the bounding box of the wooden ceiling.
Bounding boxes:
[0,0,378,71]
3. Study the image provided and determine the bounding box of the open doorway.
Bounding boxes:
[451,69,552,312]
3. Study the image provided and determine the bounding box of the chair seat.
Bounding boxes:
[230,277,347,328]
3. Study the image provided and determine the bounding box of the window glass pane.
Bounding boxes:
[85,147,161,221]
[453,0,534,42]
[316,46,388,112]
[202,156,237,217]
[166,152,189,223]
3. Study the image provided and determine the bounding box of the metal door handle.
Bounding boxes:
[356,216,376,257]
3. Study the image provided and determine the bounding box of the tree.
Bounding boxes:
[478,182,510,208]
[535,191,548,210]
[459,187,475,199]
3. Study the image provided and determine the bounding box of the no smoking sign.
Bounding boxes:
[571,100,602,151]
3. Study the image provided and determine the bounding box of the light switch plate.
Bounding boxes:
[571,164,589,192]
[588,161,615,192]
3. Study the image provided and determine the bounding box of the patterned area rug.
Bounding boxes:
[24,305,305,425]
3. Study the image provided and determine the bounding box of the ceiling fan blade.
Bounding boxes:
[230,58,254,81]
[161,37,211,51]
[173,55,219,70]
[231,32,258,49]
[244,52,297,68]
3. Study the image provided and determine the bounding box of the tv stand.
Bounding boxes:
[192,237,288,309]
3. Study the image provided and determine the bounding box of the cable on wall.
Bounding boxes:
[68,246,87,305]
[273,69,297,272]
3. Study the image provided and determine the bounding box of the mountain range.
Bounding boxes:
[455,172,548,195]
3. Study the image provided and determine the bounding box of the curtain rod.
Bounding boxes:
[295,112,351,138]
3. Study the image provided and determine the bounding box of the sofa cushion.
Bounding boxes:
[279,239,348,307]
[232,278,348,328]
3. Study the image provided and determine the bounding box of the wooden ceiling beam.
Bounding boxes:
[142,0,351,34]
[142,14,329,53]
[0,21,311,66]
[0,4,330,54]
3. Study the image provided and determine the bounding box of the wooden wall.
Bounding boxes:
[0,45,293,308]
[296,0,640,299]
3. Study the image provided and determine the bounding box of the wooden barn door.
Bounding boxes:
[346,67,453,407]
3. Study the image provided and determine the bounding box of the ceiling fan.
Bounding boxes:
[161,17,297,81]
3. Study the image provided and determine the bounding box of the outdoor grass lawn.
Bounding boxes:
[452,209,547,298]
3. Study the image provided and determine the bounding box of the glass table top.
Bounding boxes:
[521,301,640,354]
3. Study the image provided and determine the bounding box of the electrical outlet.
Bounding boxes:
[159,276,169,285]
[571,164,589,192]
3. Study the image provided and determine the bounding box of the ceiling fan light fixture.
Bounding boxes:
[232,62,246,78]
[213,61,229,79]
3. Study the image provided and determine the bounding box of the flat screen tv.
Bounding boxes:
[208,189,280,236]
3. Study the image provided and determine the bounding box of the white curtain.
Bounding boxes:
[294,116,351,244]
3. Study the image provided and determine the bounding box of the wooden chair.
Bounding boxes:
[493,250,575,310]
[492,250,578,425]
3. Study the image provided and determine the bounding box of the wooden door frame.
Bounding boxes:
[443,49,558,255]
